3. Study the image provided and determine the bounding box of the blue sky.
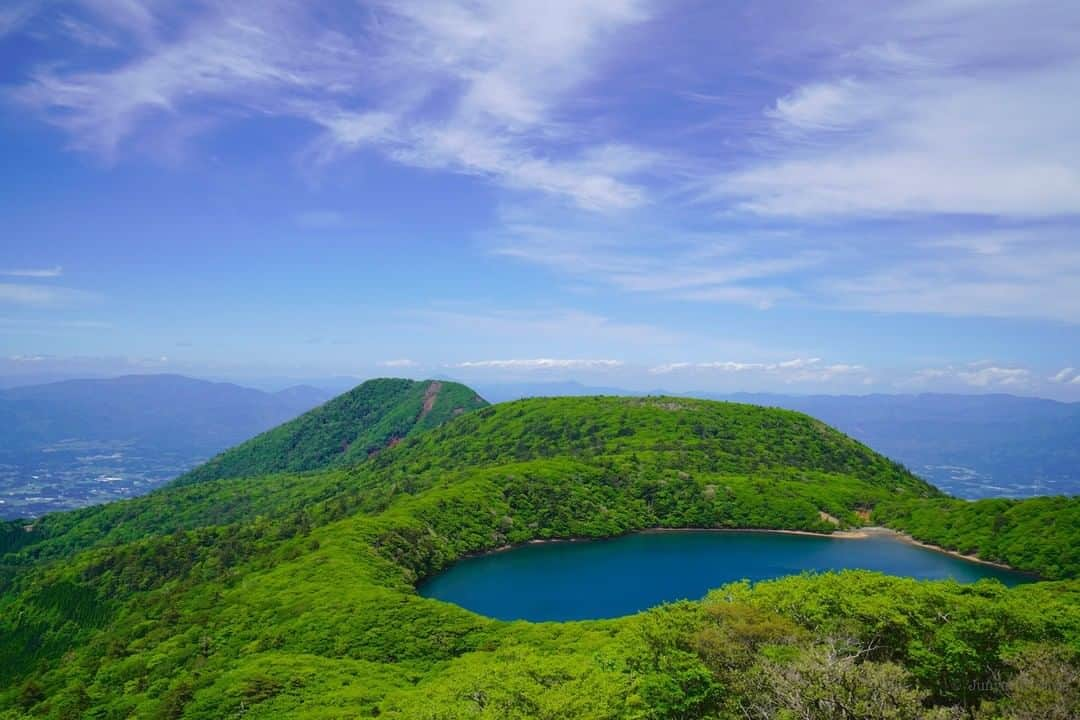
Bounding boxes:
[1,0,1079,398]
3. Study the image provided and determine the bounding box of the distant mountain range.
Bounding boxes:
[1,374,1076,519]
[0,375,331,518]
[0,374,331,452]
[472,381,1080,499]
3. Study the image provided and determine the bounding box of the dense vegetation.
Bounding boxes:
[875,495,1080,580]
[704,392,1080,499]
[1,392,1077,719]
[174,378,486,485]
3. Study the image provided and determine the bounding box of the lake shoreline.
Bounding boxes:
[459,525,1034,577]
[879,528,1038,577]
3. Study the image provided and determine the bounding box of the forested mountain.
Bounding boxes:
[718,392,1080,498]
[1,392,1078,718]
[474,382,1080,498]
[173,378,488,485]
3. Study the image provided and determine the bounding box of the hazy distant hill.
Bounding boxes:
[0,375,330,452]
[472,382,1080,498]
[173,378,489,485]
[0,375,331,518]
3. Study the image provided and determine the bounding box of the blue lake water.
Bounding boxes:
[418,530,1033,621]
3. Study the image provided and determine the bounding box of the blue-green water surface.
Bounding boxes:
[419,530,1032,621]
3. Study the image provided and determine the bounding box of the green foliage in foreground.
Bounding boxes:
[173,378,487,485]
[1,394,1076,718]
[874,494,1080,580]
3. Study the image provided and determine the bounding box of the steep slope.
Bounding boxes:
[172,378,488,485]
[0,397,1076,719]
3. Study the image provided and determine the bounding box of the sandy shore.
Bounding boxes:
[647,526,1033,575]
[878,527,1036,575]
[640,526,874,539]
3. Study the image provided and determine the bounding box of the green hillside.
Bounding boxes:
[1,394,1078,719]
[874,494,1080,580]
[174,378,487,485]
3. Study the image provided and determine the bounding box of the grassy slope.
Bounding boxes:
[173,378,487,485]
[1,396,1077,718]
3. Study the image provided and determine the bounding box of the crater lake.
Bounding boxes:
[419,529,1033,621]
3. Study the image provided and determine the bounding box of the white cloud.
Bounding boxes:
[9,0,1080,332]
[904,363,1033,389]
[304,0,656,211]
[490,213,816,310]
[710,4,1080,219]
[56,13,118,48]
[13,3,358,158]
[649,357,866,384]
[956,366,1031,388]
[0,353,174,377]
[0,283,96,307]
[766,78,876,134]
[1050,367,1077,383]
[12,0,654,210]
[377,358,418,368]
[1,266,63,278]
[817,227,1080,323]
[451,358,623,370]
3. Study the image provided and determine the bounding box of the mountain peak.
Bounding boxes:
[173,378,488,485]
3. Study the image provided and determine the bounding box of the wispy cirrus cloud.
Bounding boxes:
[816,227,1080,323]
[0,266,92,308]
[491,210,1080,322]
[1,266,63,278]
[0,282,97,307]
[6,0,1080,349]
[489,209,815,310]
[11,0,655,210]
[304,0,658,211]
[708,2,1080,220]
